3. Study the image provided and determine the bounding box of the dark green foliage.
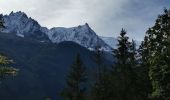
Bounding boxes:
[91,70,111,100]
[111,29,142,100]
[129,40,137,67]
[93,45,103,75]
[144,9,170,100]
[137,37,152,100]
[90,46,112,100]
[113,29,131,64]
[61,54,87,100]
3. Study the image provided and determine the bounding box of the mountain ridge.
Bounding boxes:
[2,11,112,51]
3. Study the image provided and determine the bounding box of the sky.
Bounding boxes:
[0,0,170,41]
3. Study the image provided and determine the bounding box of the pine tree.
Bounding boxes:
[145,9,170,100]
[129,39,137,67]
[61,54,87,100]
[129,39,146,100]
[91,45,111,100]
[111,29,142,100]
[138,36,152,100]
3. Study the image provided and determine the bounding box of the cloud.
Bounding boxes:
[0,0,170,40]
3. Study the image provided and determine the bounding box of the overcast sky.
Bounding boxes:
[0,0,170,40]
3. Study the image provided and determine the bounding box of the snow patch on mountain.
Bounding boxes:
[3,11,40,34]
[2,11,49,41]
[46,23,111,50]
[16,33,24,38]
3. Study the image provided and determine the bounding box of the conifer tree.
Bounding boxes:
[94,45,103,79]
[112,28,131,100]
[130,39,137,67]
[111,29,142,100]
[138,36,152,100]
[61,54,87,100]
[129,39,146,100]
[144,9,170,100]
[91,45,111,100]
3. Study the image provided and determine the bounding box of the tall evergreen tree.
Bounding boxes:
[138,36,152,100]
[144,9,170,100]
[129,39,137,67]
[111,29,142,100]
[91,45,111,100]
[129,39,147,100]
[61,54,87,100]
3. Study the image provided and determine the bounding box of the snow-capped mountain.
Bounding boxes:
[47,23,111,50]
[3,11,49,41]
[2,11,111,51]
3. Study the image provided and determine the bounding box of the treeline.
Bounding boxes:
[61,9,170,100]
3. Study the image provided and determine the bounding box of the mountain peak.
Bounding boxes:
[2,11,49,41]
[2,11,111,51]
[46,23,111,50]
[80,23,90,28]
[9,11,28,18]
[85,23,89,27]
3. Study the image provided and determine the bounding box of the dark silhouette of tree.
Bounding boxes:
[111,29,142,100]
[61,54,87,100]
[137,36,152,100]
[91,45,111,100]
